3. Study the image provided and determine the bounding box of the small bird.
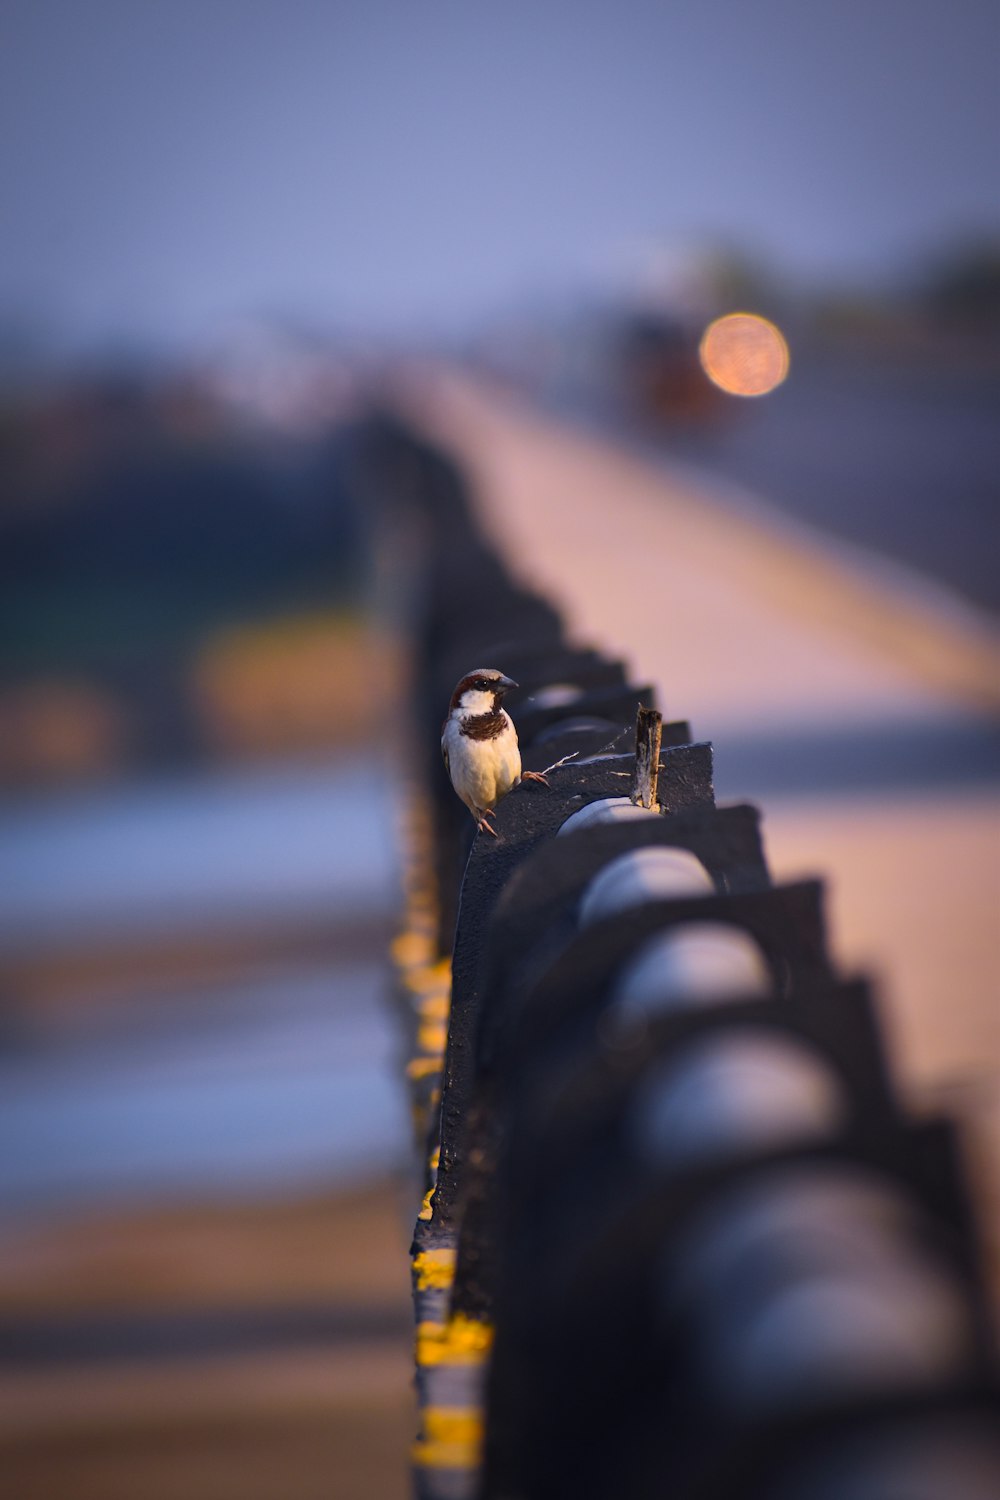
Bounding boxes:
[441,667,548,837]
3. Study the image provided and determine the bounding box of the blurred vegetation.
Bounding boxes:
[0,369,379,785]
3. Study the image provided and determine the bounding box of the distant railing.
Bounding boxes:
[352,415,999,1500]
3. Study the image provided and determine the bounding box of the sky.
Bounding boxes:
[1,0,997,353]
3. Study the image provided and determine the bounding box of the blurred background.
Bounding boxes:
[1,3,997,1497]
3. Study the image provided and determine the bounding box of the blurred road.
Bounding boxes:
[0,758,407,1220]
[643,349,1000,616]
[552,340,1000,618]
[0,754,414,1500]
[0,1181,415,1500]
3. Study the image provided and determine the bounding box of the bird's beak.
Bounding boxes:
[497,675,518,694]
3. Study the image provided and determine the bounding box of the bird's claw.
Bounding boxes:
[476,811,499,838]
[520,770,549,787]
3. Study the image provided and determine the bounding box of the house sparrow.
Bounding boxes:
[441,668,548,837]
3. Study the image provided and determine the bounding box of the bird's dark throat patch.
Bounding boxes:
[460,712,508,741]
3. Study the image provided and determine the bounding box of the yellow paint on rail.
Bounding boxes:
[412,1406,484,1468]
[406,1056,441,1080]
[411,1440,479,1471]
[417,1185,436,1222]
[422,1407,483,1444]
[403,958,452,996]
[391,930,436,968]
[413,1247,457,1291]
[418,1021,448,1054]
[416,1315,494,1367]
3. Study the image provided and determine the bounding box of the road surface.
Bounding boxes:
[584,343,1000,616]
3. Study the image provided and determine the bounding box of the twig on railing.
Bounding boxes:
[535,717,638,779]
[536,749,581,777]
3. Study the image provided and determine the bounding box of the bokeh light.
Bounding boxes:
[699,312,790,396]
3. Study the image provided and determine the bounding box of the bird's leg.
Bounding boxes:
[475,808,499,838]
[520,770,549,786]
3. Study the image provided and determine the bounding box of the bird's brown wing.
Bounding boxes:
[441,740,450,779]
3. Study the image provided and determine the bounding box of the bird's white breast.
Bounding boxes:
[443,710,521,814]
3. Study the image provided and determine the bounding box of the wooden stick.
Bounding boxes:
[630,705,663,810]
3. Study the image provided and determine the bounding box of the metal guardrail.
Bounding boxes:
[351,415,1000,1500]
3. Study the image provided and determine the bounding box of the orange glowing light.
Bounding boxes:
[699,312,790,397]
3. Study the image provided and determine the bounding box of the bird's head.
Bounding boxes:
[449,668,518,717]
